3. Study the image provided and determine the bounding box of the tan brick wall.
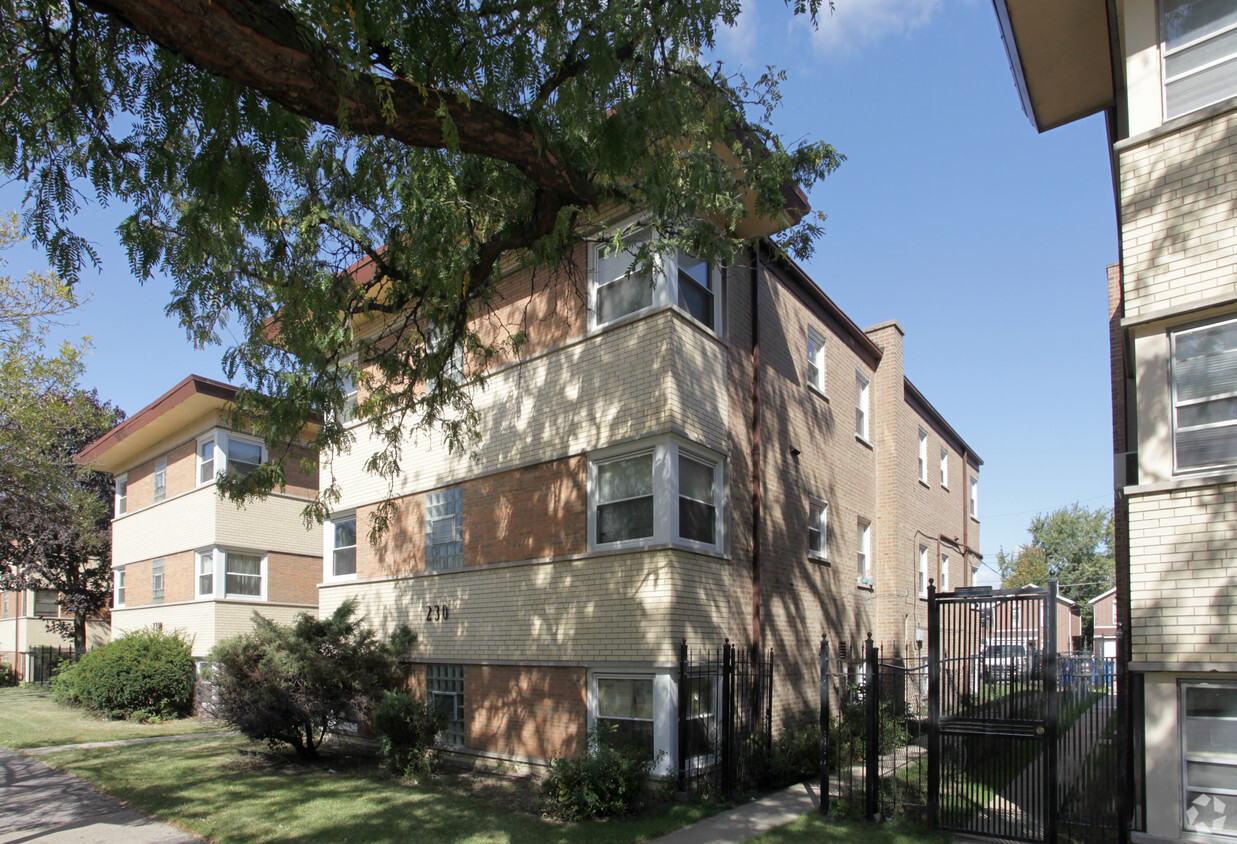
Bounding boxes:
[1128,483,1237,663]
[112,601,314,657]
[125,439,197,512]
[120,550,196,607]
[215,493,320,557]
[1119,110,1237,319]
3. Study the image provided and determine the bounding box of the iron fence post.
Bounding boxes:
[864,633,879,821]
[1117,623,1130,843]
[678,638,688,792]
[927,581,940,829]
[1045,580,1060,844]
[820,635,829,815]
[722,639,734,798]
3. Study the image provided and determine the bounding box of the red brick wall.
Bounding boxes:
[121,550,195,606]
[357,456,587,578]
[125,440,196,511]
[267,553,320,604]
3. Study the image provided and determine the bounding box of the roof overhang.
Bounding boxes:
[76,375,239,474]
[992,0,1115,132]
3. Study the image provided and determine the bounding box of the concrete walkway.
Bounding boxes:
[0,744,205,843]
[648,780,822,844]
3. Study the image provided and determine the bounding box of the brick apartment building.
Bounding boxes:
[76,375,322,658]
[317,225,982,775]
[993,0,1237,838]
[0,588,109,677]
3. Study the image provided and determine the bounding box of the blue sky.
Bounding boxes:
[0,0,1118,583]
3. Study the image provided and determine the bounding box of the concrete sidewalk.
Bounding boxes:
[0,746,203,843]
[648,780,822,844]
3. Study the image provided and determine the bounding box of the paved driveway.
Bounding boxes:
[0,746,202,843]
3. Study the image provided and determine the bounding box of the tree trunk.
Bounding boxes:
[74,613,86,653]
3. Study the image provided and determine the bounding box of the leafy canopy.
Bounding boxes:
[0,216,124,649]
[0,0,843,534]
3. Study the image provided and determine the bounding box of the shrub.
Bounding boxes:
[542,727,659,821]
[209,600,413,758]
[371,691,446,777]
[742,710,822,793]
[53,628,194,718]
[0,661,17,687]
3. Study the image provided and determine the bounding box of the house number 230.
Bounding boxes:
[425,604,450,622]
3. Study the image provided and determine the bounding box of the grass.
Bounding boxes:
[40,734,716,843]
[0,686,224,749]
[747,812,952,843]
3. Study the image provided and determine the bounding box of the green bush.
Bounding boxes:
[209,600,411,758]
[541,727,659,821]
[0,661,17,687]
[371,691,446,777]
[741,710,822,793]
[52,627,194,719]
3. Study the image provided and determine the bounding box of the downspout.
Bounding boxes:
[962,448,970,585]
[751,243,763,653]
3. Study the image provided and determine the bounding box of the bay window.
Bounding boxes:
[197,431,266,485]
[589,437,724,553]
[195,547,266,600]
[590,223,723,333]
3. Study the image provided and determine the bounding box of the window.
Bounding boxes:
[857,520,871,583]
[855,372,870,441]
[426,487,463,571]
[941,552,951,593]
[153,458,167,503]
[33,589,58,617]
[807,328,827,393]
[589,438,724,553]
[919,545,929,597]
[1172,317,1237,472]
[2,592,8,616]
[918,429,928,483]
[197,552,214,598]
[340,357,359,422]
[151,559,165,604]
[227,437,262,477]
[590,224,723,332]
[329,515,357,578]
[597,675,654,759]
[940,447,949,488]
[198,437,216,484]
[682,675,717,763]
[1162,0,1237,121]
[1182,682,1237,837]
[808,497,829,559]
[428,664,465,747]
[225,552,262,597]
[115,570,125,607]
[969,476,979,520]
[115,475,127,515]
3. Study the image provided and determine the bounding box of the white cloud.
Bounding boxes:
[808,0,945,55]
[715,0,762,68]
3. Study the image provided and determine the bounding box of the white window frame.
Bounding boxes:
[970,476,979,521]
[151,558,165,605]
[919,544,929,598]
[1181,681,1237,838]
[324,512,358,582]
[587,218,724,335]
[114,569,126,608]
[806,328,827,394]
[1160,0,1237,121]
[194,547,267,601]
[857,519,872,586]
[940,447,949,489]
[153,457,167,503]
[1171,316,1237,474]
[587,436,725,555]
[808,496,829,561]
[941,552,951,593]
[918,429,928,484]
[587,670,676,777]
[428,664,465,747]
[115,474,128,516]
[426,487,464,572]
[196,430,267,483]
[33,589,58,617]
[855,372,871,442]
[197,435,217,486]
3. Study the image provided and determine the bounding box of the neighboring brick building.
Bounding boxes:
[1091,586,1118,660]
[319,229,981,775]
[76,375,321,659]
[0,588,109,677]
[993,0,1237,838]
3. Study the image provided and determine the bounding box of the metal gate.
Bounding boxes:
[927,580,1125,844]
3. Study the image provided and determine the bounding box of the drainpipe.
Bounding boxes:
[751,243,763,653]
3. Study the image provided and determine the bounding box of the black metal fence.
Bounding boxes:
[16,645,79,684]
[819,634,930,821]
[676,639,773,799]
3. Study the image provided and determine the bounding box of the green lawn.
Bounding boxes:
[748,812,952,844]
[41,735,715,843]
[0,686,224,749]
